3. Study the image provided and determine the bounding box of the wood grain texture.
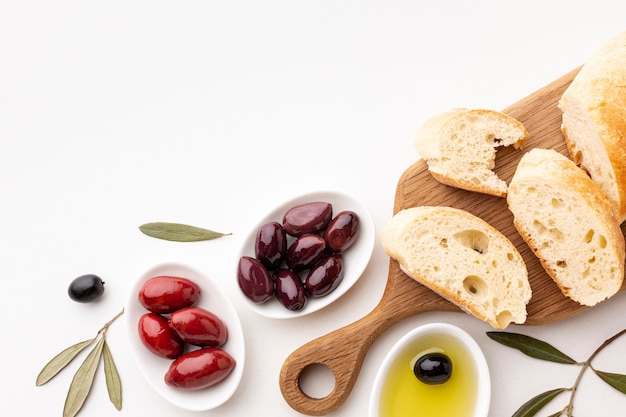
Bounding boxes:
[279,66,626,416]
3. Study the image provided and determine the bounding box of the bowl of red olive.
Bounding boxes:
[369,323,491,417]
[125,261,245,411]
[236,190,375,319]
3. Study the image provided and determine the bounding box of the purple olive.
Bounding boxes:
[255,221,287,270]
[237,256,273,303]
[282,202,333,237]
[274,269,307,311]
[323,211,360,253]
[286,233,327,272]
[305,254,344,297]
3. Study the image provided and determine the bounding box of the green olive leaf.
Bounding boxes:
[63,337,105,417]
[486,332,578,364]
[102,339,122,410]
[36,338,96,386]
[512,388,569,417]
[139,222,231,242]
[593,369,626,394]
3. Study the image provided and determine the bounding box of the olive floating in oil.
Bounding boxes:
[414,352,452,384]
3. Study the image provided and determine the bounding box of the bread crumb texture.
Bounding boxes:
[414,108,528,197]
[381,206,531,329]
[508,148,625,306]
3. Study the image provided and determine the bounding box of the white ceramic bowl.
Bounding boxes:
[237,190,375,319]
[369,323,491,417]
[125,261,245,411]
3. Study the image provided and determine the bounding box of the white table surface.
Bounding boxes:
[3,1,626,416]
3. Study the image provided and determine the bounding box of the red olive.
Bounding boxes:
[282,202,333,236]
[164,347,236,391]
[138,276,201,314]
[137,313,184,359]
[169,307,228,347]
[286,233,327,272]
[274,269,307,311]
[305,254,345,297]
[323,210,360,253]
[237,256,274,303]
[255,221,287,270]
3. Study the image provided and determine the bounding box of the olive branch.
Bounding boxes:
[36,308,125,417]
[487,328,626,417]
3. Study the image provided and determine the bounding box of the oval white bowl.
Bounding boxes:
[125,261,245,412]
[369,323,491,417]
[237,190,375,319]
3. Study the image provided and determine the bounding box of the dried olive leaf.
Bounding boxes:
[512,388,569,417]
[36,338,95,386]
[486,332,578,364]
[102,339,122,410]
[63,337,105,417]
[139,222,231,242]
[594,369,626,394]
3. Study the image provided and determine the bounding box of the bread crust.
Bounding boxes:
[414,108,528,197]
[508,149,625,306]
[559,31,626,223]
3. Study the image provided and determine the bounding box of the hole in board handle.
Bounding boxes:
[298,363,336,399]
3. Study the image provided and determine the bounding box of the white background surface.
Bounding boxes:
[2,1,626,416]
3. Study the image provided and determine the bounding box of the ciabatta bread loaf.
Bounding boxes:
[381,206,531,329]
[558,31,626,223]
[414,108,528,197]
[507,148,625,306]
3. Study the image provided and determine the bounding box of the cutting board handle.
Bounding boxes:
[279,307,386,416]
[279,264,458,415]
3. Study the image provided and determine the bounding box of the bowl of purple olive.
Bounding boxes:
[236,190,375,319]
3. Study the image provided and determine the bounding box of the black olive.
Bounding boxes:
[413,352,452,384]
[68,274,105,303]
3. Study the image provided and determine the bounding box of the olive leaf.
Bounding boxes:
[36,338,95,386]
[63,337,105,417]
[486,332,578,364]
[102,339,122,410]
[139,222,231,242]
[594,370,626,394]
[512,387,569,417]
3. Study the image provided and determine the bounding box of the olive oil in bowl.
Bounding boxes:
[370,323,490,417]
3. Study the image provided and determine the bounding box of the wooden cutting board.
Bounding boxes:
[279,67,626,416]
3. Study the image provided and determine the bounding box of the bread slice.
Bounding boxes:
[381,206,531,329]
[507,148,625,306]
[558,31,626,223]
[414,108,528,197]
